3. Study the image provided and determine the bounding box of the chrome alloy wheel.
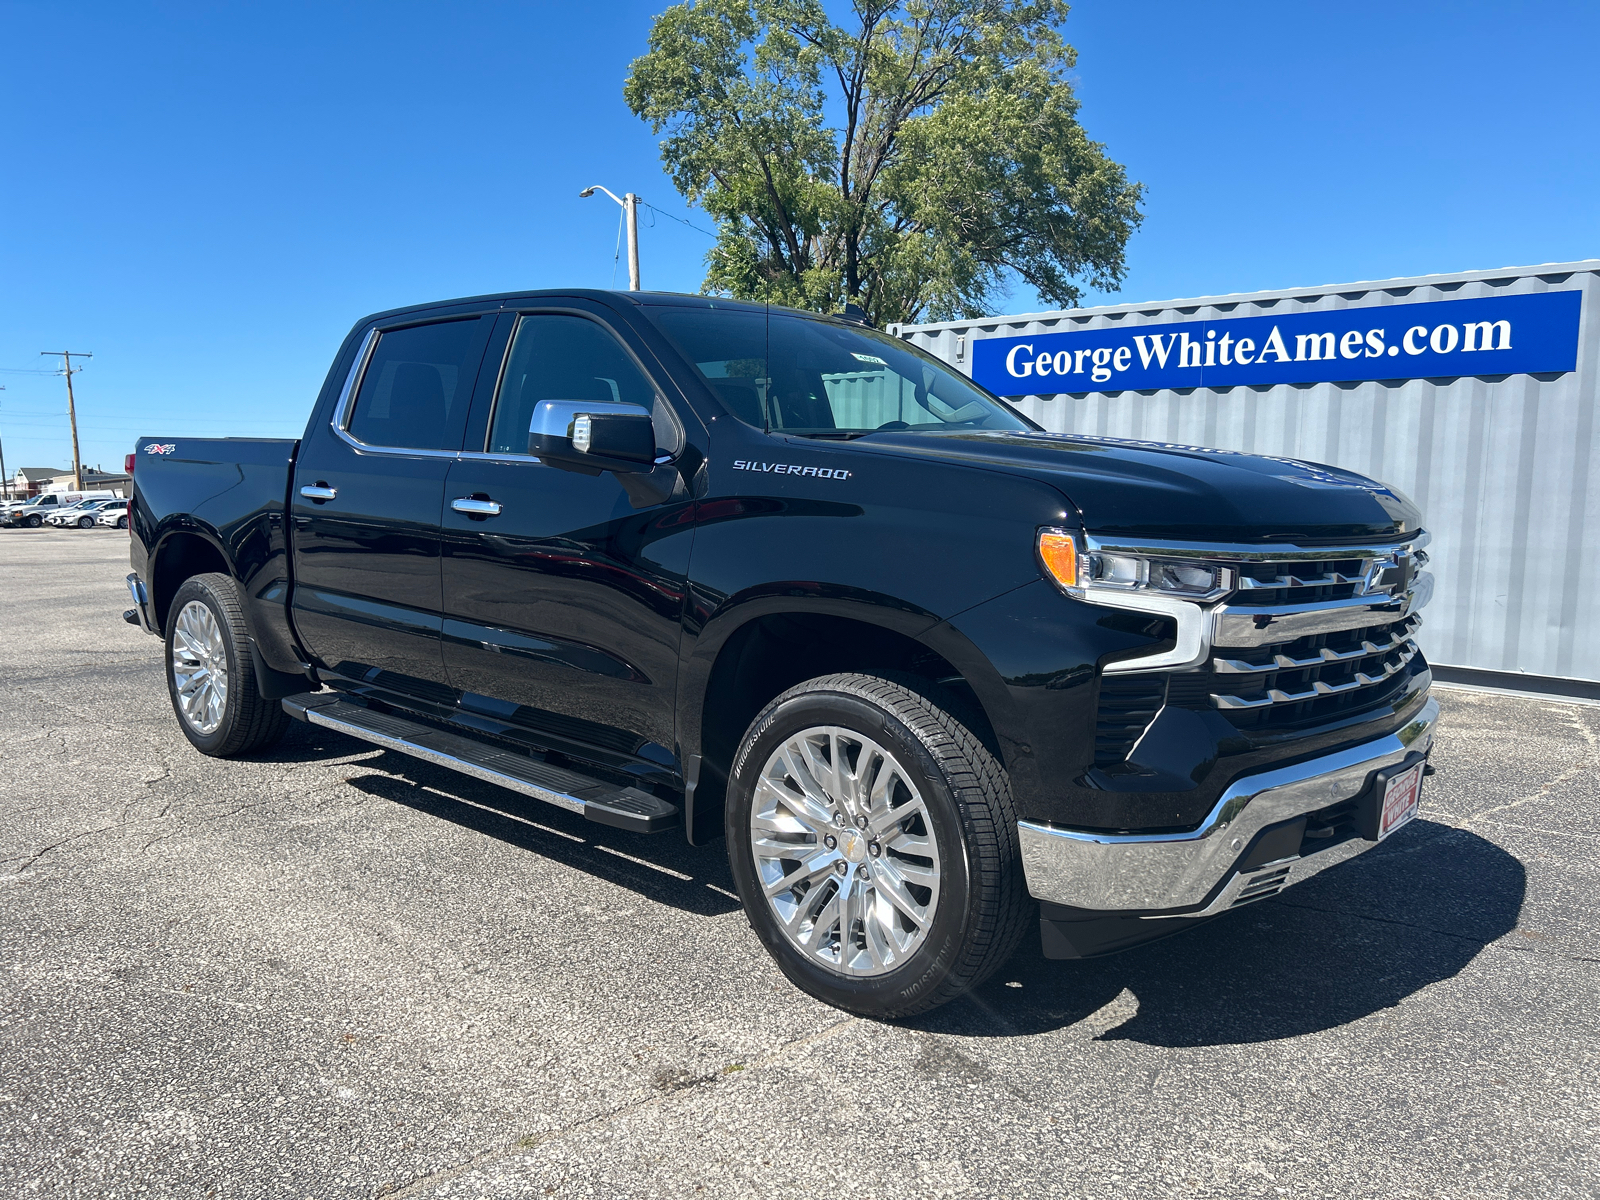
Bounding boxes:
[751,726,942,977]
[170,600,230,735]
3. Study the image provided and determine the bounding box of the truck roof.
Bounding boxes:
[356,289,846,327]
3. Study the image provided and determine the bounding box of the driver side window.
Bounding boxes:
[487,314,679,456]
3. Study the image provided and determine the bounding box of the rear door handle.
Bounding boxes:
[300,484,338,501]
[451,496,503,517]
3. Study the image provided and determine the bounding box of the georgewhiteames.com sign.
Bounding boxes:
[970,290,1582,396]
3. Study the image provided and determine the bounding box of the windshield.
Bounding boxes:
[651,307,1032,437]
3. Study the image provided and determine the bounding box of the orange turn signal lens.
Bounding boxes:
[1037,530,1080,589]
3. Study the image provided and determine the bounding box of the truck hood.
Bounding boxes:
[844,430,1421,543]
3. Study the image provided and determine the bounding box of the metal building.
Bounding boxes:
[892,260,1600,695]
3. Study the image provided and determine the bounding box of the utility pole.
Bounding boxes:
[0,385,8,501]
[579,185,642,291]
[41,350,91,491]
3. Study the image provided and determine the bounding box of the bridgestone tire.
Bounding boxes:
[726,673,1030,1019]
[164,573,290,757]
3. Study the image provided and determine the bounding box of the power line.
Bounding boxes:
[611,203,624,288]
[640,201,718,239]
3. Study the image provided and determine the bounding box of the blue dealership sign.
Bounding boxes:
[971,291,1582,396]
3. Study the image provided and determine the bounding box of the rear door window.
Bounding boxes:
[346,318,489,451]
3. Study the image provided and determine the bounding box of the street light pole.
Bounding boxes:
[579,185,641,291]
[624,192,640,292]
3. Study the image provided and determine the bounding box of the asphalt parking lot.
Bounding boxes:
[1,526,1596,1199]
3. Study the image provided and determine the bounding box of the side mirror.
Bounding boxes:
[528,399,659,474]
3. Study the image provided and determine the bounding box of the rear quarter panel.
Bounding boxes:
[132,437,300,669]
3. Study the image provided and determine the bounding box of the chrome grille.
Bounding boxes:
[1213,614,1422,675]
[1165,614,1426,730]
[1209,615,1423,711]
[1085,531,1433,738]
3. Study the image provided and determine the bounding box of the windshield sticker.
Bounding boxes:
[849,353,887,366]
[144,443,177,455]
[733,460,852,480]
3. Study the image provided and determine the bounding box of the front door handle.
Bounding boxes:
[451,496,503,517]
[300,483,337,502]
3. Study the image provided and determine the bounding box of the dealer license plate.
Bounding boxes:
[1378,763,1424,840]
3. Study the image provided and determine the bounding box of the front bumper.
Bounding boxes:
[1018,696,1438,917]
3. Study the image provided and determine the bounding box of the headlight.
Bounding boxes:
[1037,529,1233,601]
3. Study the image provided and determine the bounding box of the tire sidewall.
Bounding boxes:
[726,687,977,1018]
[164,577,243,755]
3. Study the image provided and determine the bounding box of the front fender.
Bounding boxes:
[676,582,945,756]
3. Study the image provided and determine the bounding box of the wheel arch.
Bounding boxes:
[149,525,234,635]
[680,589,1025,844]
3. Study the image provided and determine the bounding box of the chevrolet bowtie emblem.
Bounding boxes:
[1363,552,1413,597]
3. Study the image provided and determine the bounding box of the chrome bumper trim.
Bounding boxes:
[1018,696,1438,912]
[125,573,156,636]
[1142,831,1375,920]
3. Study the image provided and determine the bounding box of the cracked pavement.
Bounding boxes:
[1,528,1597,1199]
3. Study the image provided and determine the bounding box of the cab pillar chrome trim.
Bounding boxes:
[1017,696,1438,912]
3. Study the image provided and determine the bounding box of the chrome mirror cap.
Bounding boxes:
[528,398,651,439]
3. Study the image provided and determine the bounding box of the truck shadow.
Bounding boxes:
[917,820,1526,1047]
[316,738,746,919]
[266,724,1525,1045]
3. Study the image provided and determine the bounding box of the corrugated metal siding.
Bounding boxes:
[894,262,1600,683]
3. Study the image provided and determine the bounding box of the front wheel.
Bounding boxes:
[78,516,94,528]
[164,573,290,757]
[726,673,1030,1019]
[24,514,42,527]
[115,515,129,529]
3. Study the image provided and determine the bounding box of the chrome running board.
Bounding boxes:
[282,693,679,834]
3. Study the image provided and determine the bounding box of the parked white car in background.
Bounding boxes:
[93,499,131,529]
[3,491,120,527]
[45,500,115,528]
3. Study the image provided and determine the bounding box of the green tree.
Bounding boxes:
[625,0,1144,326]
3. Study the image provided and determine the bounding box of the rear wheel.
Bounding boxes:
[164,573,290,757]
[115,515,129,529]
[726,673,1029,1019]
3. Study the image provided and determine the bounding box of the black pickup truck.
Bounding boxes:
[124,289,1437,1017]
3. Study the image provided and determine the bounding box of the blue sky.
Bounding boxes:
[2,0,1595,472]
